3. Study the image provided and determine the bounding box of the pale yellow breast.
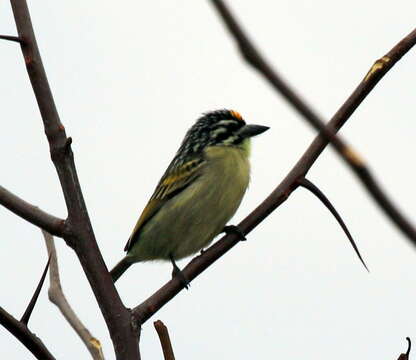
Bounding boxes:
[165,144,251,259]
[203,145,251,200]
[127,143,251,261]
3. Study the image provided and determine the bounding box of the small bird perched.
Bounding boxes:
[110,109,269,283]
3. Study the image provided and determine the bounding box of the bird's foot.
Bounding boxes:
[223,225,246,241]
[170,255,190,290]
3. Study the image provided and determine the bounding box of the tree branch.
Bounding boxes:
[397,337,411,360]
[210,0,416,245]
[9,1,139,358]
[0,185,65,236]
[42,230,104,360]
[132,27,416,324]
[0,34,22,43]
[0,306,55,360]
[154,320,176,360]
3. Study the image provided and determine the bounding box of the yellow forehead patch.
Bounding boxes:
[230,110,243,121]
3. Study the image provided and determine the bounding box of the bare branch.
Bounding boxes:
[297,178,368,271]
[154,320,176,360]
[397,337,411,360]
[8,1,139,358]
[0,34,22,43]
[210,0,416,245]
[20,256,50,325]
[42,230,105,360]
[0,185,65,236]
[132,27,416,325]
[0,306,55,360]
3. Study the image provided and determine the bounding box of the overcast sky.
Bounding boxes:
[1,1,416,359]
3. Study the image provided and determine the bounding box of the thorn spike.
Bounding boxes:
[298,177,369,272]
[20,255,51,325]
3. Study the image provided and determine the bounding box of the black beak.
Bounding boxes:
[238,124,270,138]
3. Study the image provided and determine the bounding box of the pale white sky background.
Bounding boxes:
[1,1,416,359]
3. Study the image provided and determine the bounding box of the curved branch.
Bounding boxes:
[210,0,416,244]
[132,27,416,324]
[9,1,138,358]
[397,337,411,360]
[0,185,65,236]
[42,231,104,360]
[0,306,55,360]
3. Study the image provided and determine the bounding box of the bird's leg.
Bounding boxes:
[170,254,190,289]
[223,225,246,241]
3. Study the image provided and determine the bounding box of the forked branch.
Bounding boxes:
[210,0,416,245]
[8,0,139,358]
[132,26,416,324]
[0,307,55,360]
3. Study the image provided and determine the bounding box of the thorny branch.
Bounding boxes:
[1,1,415,359]
[210,0,416,245]
[7,0,139,358]
[132,26,416,324]
[0,306,55,360]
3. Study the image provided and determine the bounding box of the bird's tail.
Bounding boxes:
[110,257,133,283]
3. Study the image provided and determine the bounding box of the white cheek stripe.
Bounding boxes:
[222,135,238,145]
[211,127,227,138]
[216,119,237,126]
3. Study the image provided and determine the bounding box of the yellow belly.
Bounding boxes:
[127,145,250,262]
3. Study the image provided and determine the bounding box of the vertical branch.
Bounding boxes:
[154,320,176,360]
[9,1,139,358]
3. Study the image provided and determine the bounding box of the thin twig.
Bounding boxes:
[0,34,22,43]
[0,185,65,236]
[8,1,139,358]
[0,306,55,360]
[20,255,51,325]
[132,27,416,325]
[154,320,176,360]
[42,230,105,360]
[210,0,416,244]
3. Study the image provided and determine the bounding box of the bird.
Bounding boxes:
[110,109,269,284]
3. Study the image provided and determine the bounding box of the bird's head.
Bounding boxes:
[177,110,269,159]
